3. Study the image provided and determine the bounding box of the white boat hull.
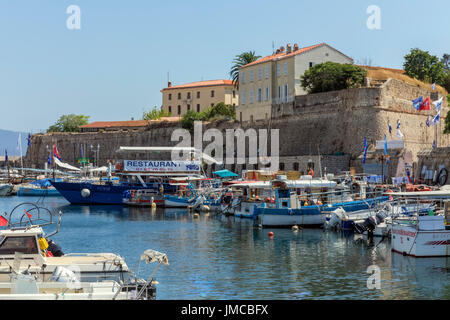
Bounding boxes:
[259,213,327,227]
[0,184,13,196]
[391,217,450,257]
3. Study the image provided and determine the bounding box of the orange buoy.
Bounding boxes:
[268,231,274,238]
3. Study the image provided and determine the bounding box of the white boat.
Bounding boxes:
[0,184,13,196]
[0,249,168,300]
[0,203,167,298]
[391,213,450,257]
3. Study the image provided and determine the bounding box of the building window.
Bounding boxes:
[293,162,299,171]
[197,91,200,98]
[211,90,214,97]
[278,86,281,98]
[187,92,191,99]
[249,90,254,104]
[211,103,214,107]
[265,87,270,101]
[309,62,316,68]
[178,93,181,99]
[250,70,254,82]
[265,65,269,79]
[197,104,200,112]
[233,90,236,98]
[277,64,281,77]
[242,92,246,105]
[257,88,262,102]
[187,104,190,111]
[241,71,245,84]
[239,112,242,122]
[177,105,181,114]
[258,68,262,80]
[284,62,288,76]
[168,106,172,113]
[284,85,288,98]
[279,162,285,171]
[168,93,172,100]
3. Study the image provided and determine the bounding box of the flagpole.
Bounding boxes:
[19,133,23,176]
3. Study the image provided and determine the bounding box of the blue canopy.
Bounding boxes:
[213,169,239,178]
[30,178,53,187]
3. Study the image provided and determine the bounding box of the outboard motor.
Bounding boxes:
[354,210,388,234]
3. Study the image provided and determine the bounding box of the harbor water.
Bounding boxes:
[1,196,449,300]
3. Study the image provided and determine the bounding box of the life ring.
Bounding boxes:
[116,163,123,170]
[438,168,448,186]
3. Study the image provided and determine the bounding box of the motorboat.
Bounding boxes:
[0,203,167,298]
[391,200,450,257]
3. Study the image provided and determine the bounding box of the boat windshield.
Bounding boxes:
[0,236,39,255]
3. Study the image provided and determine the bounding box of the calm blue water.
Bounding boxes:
[1,196,449,300]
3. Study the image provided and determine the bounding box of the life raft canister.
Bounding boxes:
[116,162,123,171]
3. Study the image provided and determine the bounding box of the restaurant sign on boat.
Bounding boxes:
[123,160,201,172]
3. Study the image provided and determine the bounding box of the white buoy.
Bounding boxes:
[193,213,200,219]
[81,188,90,198]
[292,225,299,232]
[201,205,210,212]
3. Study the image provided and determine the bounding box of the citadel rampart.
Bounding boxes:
[25,78,448,177]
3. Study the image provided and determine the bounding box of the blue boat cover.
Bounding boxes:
[213,169,239,178]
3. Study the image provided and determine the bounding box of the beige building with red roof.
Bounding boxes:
[238,42,353,122]
[160,79,239,117]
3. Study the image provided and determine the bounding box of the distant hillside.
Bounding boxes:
[0,129,29,156]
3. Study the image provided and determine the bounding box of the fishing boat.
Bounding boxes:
[50,146,215,205]
[123,189,163,206]
[391,200,450,257]
[255,176,389,227]
[0,184,13,196]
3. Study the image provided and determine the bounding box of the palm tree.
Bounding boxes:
[230,51,261,89]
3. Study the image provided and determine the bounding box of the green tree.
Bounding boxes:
[230,51,261,89]
[142,107,171,120]
[47,114,90,133]
[181,102,236,132]
[300,62,367,94]
[442,54,450,71]
[403,48,446,85]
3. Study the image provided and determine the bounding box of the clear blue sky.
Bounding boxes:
[0,0,448,133]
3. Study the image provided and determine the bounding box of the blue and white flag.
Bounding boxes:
[433,97,443,112]
[80,145,83,157]
[396,119,401,129]
[47,155,51,165]
[27,133,31,147]
[388,122,392,135]
[426,115,431,127]
[412,96,424,110]
[4,149,7,163]
[431,83,436,91]
[432,140,436,149]
[363,137,368,164]
[397,128,404,139]
[384,134,390,164]
[431,111,440,126]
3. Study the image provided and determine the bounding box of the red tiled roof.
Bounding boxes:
[162,79,234,91]
[80,117,178,129]
[241,43,352,68]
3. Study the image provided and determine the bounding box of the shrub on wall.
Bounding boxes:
[301,62,367,94]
